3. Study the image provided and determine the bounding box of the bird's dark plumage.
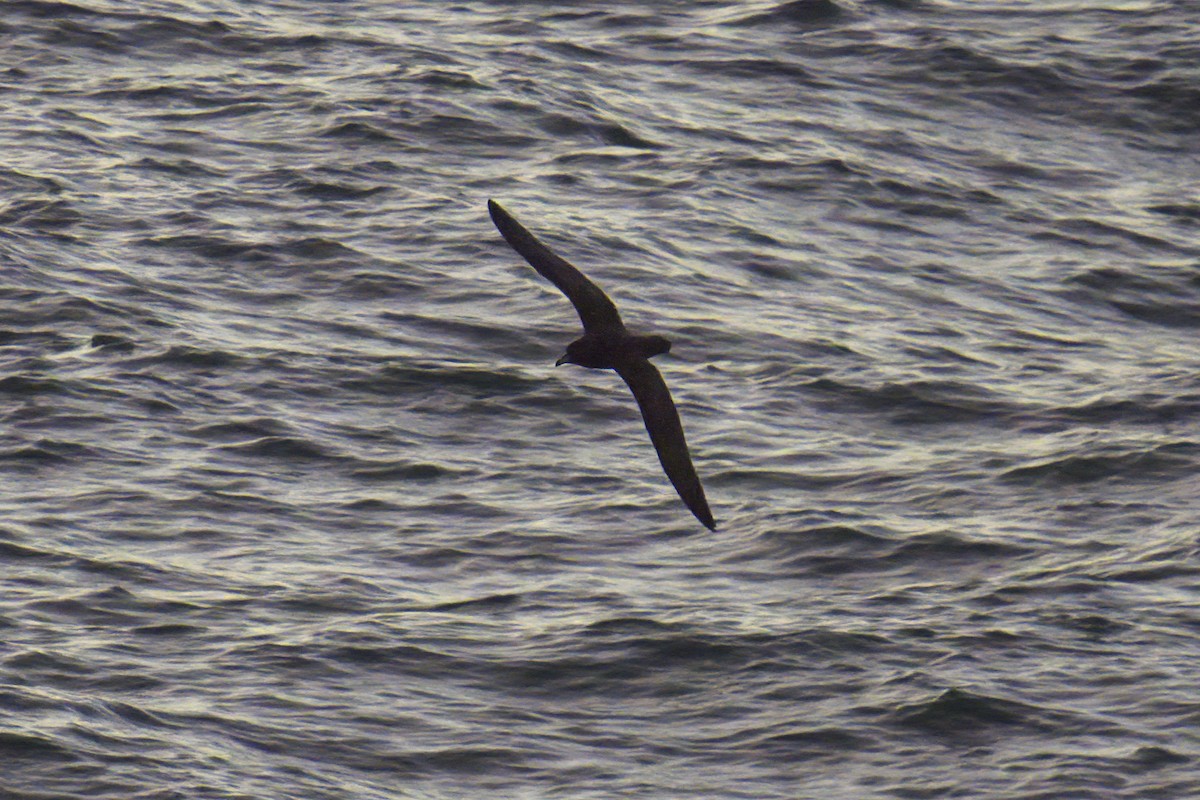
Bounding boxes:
[488,199,716,531]
[488,200,623,334]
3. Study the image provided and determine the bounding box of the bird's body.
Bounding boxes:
[488,199,716,531]
[557,331,670,369]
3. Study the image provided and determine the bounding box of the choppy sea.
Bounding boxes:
[2,1,1199,798]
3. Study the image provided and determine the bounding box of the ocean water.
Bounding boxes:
[2,1,1199,798]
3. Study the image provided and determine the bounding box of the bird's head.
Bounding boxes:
[555,338,583,367]
[555,336,610,369]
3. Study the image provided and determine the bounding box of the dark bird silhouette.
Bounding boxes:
[488,199,716,530]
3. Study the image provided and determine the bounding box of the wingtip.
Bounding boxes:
[487,199,513,232]
[695,507,717,531]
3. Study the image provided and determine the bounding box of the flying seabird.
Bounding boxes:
[488,199,716,531]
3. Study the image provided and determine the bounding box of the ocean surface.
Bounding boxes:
[2,1,1199,798]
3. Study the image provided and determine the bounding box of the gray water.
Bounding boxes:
[2,1,1199,798]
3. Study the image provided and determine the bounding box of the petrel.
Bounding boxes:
[488,199,716,530]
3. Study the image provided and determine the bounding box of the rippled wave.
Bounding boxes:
[2,1,1198,798]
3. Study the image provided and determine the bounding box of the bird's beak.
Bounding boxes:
[555,353,569,367]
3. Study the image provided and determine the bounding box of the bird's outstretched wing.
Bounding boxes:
[614,358,716,530]
[488,199,624,333]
